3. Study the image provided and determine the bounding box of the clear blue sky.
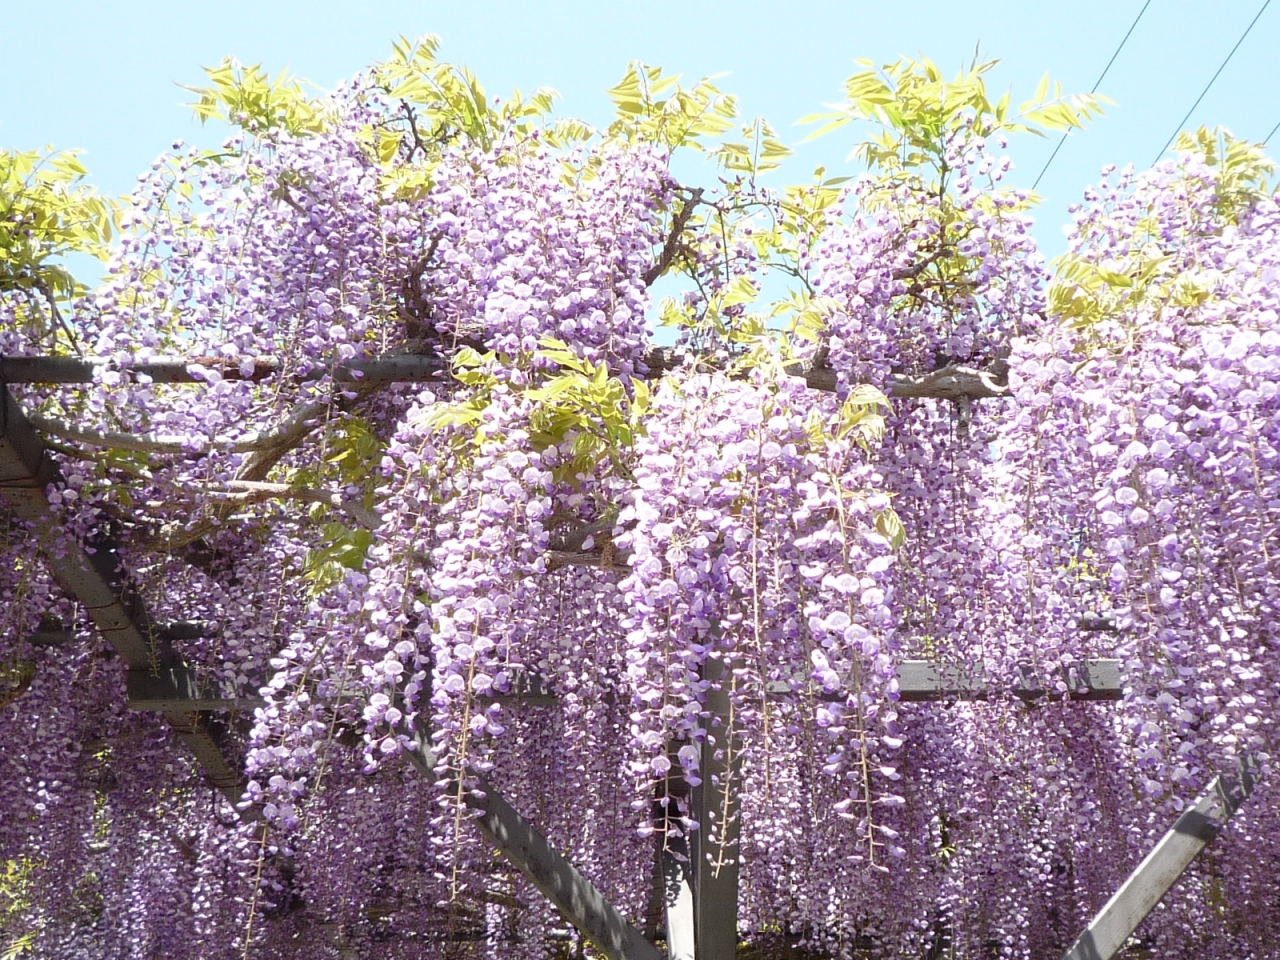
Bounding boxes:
[2,0,1278,260]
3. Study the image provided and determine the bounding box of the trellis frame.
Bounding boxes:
[0,357,1263,960]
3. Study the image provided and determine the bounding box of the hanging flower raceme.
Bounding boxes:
[997,149,1280,955]
[615,369,901,856]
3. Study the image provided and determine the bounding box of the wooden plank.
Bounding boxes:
[132,667,558,712]
[763,659,1123,703]
[5,352,1006,401]
[1,386,243,802]
[401,737,660,960]
[896,659,1122,702]
[127,666,264,712]
[1060,755,1260,960]
[692,655,741,960]
[1,354,444,385]
[25,620,75,647]
[164,711,243,797]
[129,659,1128,714]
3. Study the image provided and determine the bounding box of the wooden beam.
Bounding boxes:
[892,658,1122,703]
[759,659,1123,703]
[0,386,243,801]
[127,665,264,712]
[119,659,1127,714]
[1060,755,1261,960]
[1,353,444,385]
[401,739,661,960]
[25,621,75,647]
[465,778,662,960]
[5,351,1007,401]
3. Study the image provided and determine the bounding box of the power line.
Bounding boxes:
[1264,117,1280,145]
[1032,0,1153,190]
[1153,0,1273,164]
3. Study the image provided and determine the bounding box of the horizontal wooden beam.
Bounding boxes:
[25,622,76,647]
[893,658,1122,702]
[24,619,214,649]
[5,351,1007,401]
[127,666,264,712]
[1,353,445,385]
[762,659,1122,703]
[1060,754,1261,960]
[119,659,1126,714]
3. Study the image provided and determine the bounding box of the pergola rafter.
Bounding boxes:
[1,386,241,800]
[0,349,1008,400]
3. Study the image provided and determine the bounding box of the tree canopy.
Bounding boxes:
[1,38,1277,959]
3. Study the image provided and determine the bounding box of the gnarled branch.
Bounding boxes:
[644,188,704,287]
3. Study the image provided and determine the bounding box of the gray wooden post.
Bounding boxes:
[1060,755,1261,960]
[660,826,697,960]
[691,654,741,960]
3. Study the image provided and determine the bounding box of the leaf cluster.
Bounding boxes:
[418,340,652,487]
[294,417,386,593]
[0,856,36,959]
[606,63,738,155]
[0,148,115,306]
[804,384,891,454]
[1048,248,1174,332]
[376,35,507,154]
[183,58,325,137]
[801,55,1105,184]
[374,36,587,198]
[711,117,793,177]
[1048,128,1275,336]
[1172,126,1276,222]
[526,338,651,482]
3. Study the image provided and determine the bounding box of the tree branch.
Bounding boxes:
[643,188,704,287]
[24,402,367,457]
[198,480,381,529]
[785,360,1010,399]
[27,412,272,455]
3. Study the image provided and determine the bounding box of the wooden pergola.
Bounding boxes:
[0,355,1261,960]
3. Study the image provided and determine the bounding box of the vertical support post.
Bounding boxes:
[660,825,697,960]
[691,654,741,960]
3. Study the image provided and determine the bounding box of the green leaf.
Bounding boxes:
[181,58,324,137]
[721,275,758,309]
[3,931,36,960]
[875,508,906,550]
[801,56,1102,189]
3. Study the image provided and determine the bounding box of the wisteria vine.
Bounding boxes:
[1,45,1277,960]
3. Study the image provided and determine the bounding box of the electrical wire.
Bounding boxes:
[1264,117,1280,145]
[1032,0,1153,189]
[1153,0,1273,164]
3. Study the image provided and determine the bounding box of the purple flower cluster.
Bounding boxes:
[4,56,1280,960]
